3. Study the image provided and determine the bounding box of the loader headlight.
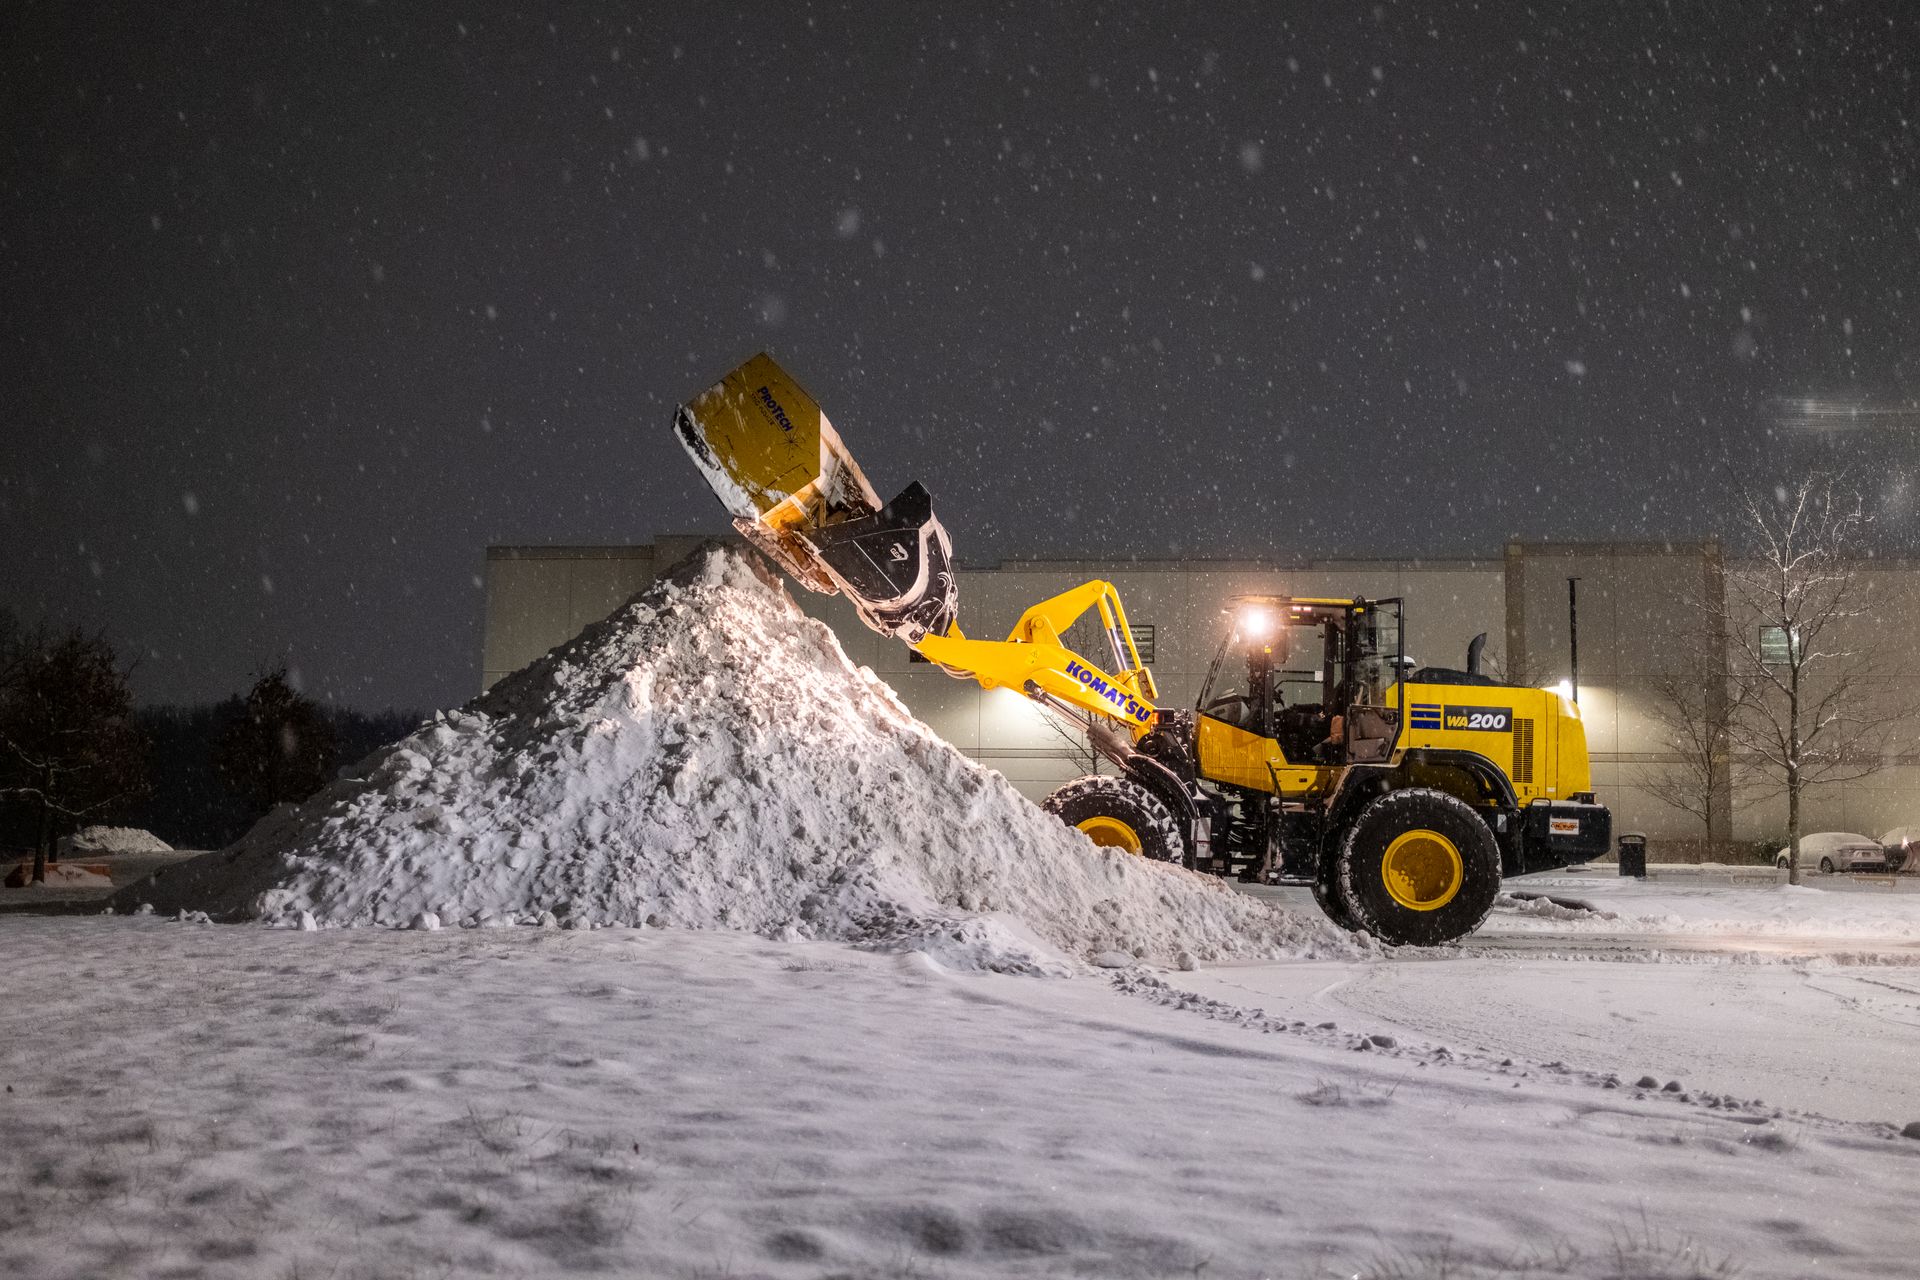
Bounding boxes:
[1238,606,1274,640]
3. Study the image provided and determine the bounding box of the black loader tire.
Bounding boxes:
[1312,851,1364,933]
[1337,788,1501,946]
[1044,775,1184,863]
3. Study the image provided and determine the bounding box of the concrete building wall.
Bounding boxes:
[481,535,716,688]
[1504,542,1728,844]
[480,537,1920,850]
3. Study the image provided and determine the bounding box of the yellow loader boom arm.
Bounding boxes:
[675,354,1160,744]
[917,579,1160,739]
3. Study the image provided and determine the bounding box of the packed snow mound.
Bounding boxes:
[63,826,172,855]
[118,546,1352,971]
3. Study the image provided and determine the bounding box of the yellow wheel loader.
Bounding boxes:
[675,354,1611,946]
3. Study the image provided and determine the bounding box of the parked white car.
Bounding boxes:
[1877,827,1920,873]
[1774,832,1903,874]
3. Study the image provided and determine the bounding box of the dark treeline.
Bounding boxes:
[128,703,424,850]
[1,610,426,860]
[0,700,423,855]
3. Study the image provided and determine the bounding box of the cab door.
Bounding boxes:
[1195,714,1331,795]
[1195,713,1285,790]
[1195,616,1330,795]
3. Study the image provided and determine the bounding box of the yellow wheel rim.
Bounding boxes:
[1381,828,1464,912]
[1077,816,1143,854]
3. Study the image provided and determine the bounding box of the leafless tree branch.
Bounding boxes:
[1721,473,1908,882]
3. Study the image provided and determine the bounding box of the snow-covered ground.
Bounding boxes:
[1180,877,1920,1127]
[15,555,1919,1277]
[5,910,1920,1280]
[4,862,111,888]
[1,847,201,909]
[1487,873,1920,944]
[1180,953,1920,1126]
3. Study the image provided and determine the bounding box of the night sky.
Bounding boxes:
[4,3,1916,711]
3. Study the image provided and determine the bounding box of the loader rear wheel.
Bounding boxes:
[1044,776,1184,863]
[1336,788,1500,946]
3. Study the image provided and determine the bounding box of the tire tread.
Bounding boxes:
[1043,775,1184,863]
[1336,787,1501,946]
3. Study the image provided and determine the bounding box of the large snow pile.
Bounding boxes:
[120,546,1348,972]
[63,825,172,855]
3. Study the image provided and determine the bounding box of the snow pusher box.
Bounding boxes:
[675,354,1610,946]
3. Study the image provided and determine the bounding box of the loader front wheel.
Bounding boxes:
[1336,789,1500,946]
[1045,776,1184,863]
[1312,854,1364,933]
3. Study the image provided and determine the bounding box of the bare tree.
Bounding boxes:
[0,628,150,883]
[1723,475,1898,884]
[0,608,22,668]
[1040,711,1104,778]
[0,612,25,707]
[1632,565,1759,854]
[213,666,340,819]
[1483,646,1546,691]
[1637,623,1737,846]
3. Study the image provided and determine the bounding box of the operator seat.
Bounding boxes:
[1345,707,1396,762]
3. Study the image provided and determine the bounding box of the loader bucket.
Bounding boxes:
[675,353,959,642]
[807,481,958,642]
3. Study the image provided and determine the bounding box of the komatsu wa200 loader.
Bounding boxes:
[675,354,1611,946]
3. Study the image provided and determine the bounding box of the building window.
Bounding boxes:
[1129,624,1156,665]
[1759,626,1797,665]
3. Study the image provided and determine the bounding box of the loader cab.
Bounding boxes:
[1196,596,1405,775]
